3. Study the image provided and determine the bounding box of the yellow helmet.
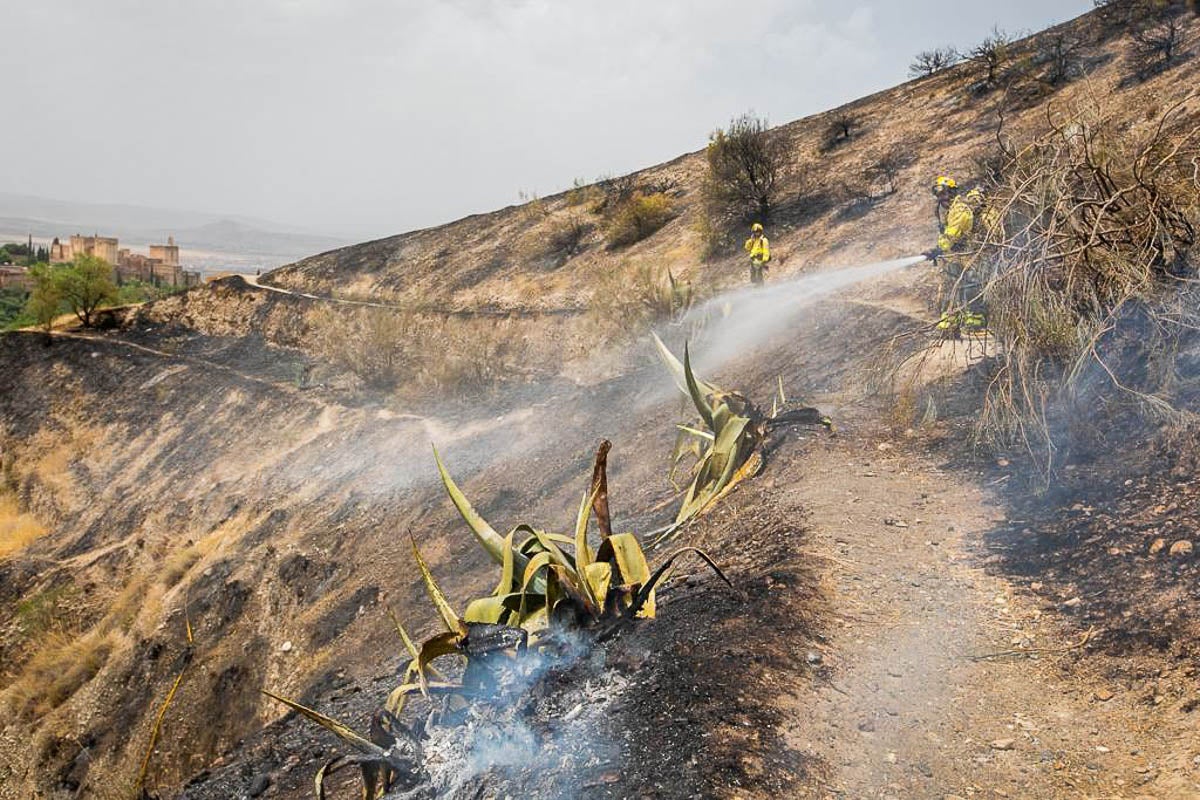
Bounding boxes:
[965,187,985,206]
[751,222,764,232]
[932,176,958,195]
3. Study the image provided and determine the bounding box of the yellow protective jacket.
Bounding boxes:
[744,235,770,264]
[937,197,975,252]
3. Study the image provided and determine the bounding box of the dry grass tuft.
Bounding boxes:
[0,491,47,559]
[4,629,121,719]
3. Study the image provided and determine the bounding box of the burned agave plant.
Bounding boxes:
[653,333,831,541]
[264,440,730,798]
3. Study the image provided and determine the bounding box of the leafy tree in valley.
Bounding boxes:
[47,254,117,328]
[25,264,64,334]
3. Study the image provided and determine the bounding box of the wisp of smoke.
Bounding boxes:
[276,257,923,498]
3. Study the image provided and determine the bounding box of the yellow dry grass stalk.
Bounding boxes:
[134,609,194,797]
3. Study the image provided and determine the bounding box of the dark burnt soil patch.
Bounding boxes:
[175,465,827,799]
[602,522,825,798]
[981,425,1200,662]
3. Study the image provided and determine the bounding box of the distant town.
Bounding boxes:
[0,233,202,293]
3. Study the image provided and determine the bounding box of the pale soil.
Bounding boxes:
[782,418,1200,800]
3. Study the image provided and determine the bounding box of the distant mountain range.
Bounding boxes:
[0,193,349,265]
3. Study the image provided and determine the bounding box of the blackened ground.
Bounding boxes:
[176,436,830,799]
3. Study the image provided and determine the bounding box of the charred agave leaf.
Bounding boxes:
[459,621,528,657]
[261,691,424,799]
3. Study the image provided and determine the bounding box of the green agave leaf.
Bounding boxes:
[433,446,510,564]
[683,343,716,431]
[675,424,714,441]
[464,595,513,625]
[518,551,555,620]
[651,331,689,394]
[387,608,422,663]
[575,486,600,574]
[583,561,612,611]
[492,530,517,597]
[410,534,463,635]
[598,532,655,618]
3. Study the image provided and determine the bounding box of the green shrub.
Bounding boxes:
[704,112,786,221]
[605,192,674,247]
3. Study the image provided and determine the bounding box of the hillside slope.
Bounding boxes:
[2,5,1199,798]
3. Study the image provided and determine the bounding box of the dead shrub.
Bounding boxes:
[544,212,594,261]
[605,192,675,248]
[968,27,1015,89]
[863,147,911,196]
[5,630,118,719]
[966,94,1200,472]
[591,173,639,215]
[1130,13,1189,77]
[313,306,417,391]
[0,489,47,559]
[909,47,960,78]
[423,322,528,396]
[1040,32,1084,85]
[587,262,696,341]
[819,112,861,153]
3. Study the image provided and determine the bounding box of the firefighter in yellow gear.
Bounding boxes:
[925,180,988,336]
[744,222,770,285]
[936,187,983,253]
[932,175,958,229]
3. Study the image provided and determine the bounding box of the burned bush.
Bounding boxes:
[1130,13,1188,77]
[965,95,1200,472]
[909,47,960,78]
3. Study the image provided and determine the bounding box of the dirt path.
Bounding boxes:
[782,426,1199,799]
[237,273,583,318]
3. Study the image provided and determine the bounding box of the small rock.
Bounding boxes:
[1095,745,1111,754]
[858,719,876,732]
[280,641,293,653]
[1094,688,1115,702]
[877,442,894,452]
[990,738,1016,751]
[996,458,1010,467]
[1063,597,1083,608]
[1030,582,1043,591]
[1149,538,1167,555]
[885,752,897,764]
[884,518,909,528]
[805,650,823,666]
[248,774,271,797]
[1169,540,1193,557]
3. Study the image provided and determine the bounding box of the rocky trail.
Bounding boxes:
[784,407,1200,799]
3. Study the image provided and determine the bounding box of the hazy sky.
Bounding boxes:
[5,0,1090,239]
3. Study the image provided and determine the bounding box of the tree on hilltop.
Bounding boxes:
[38,254,117,328]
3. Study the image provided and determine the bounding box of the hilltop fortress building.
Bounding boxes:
[51,234,199,288]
